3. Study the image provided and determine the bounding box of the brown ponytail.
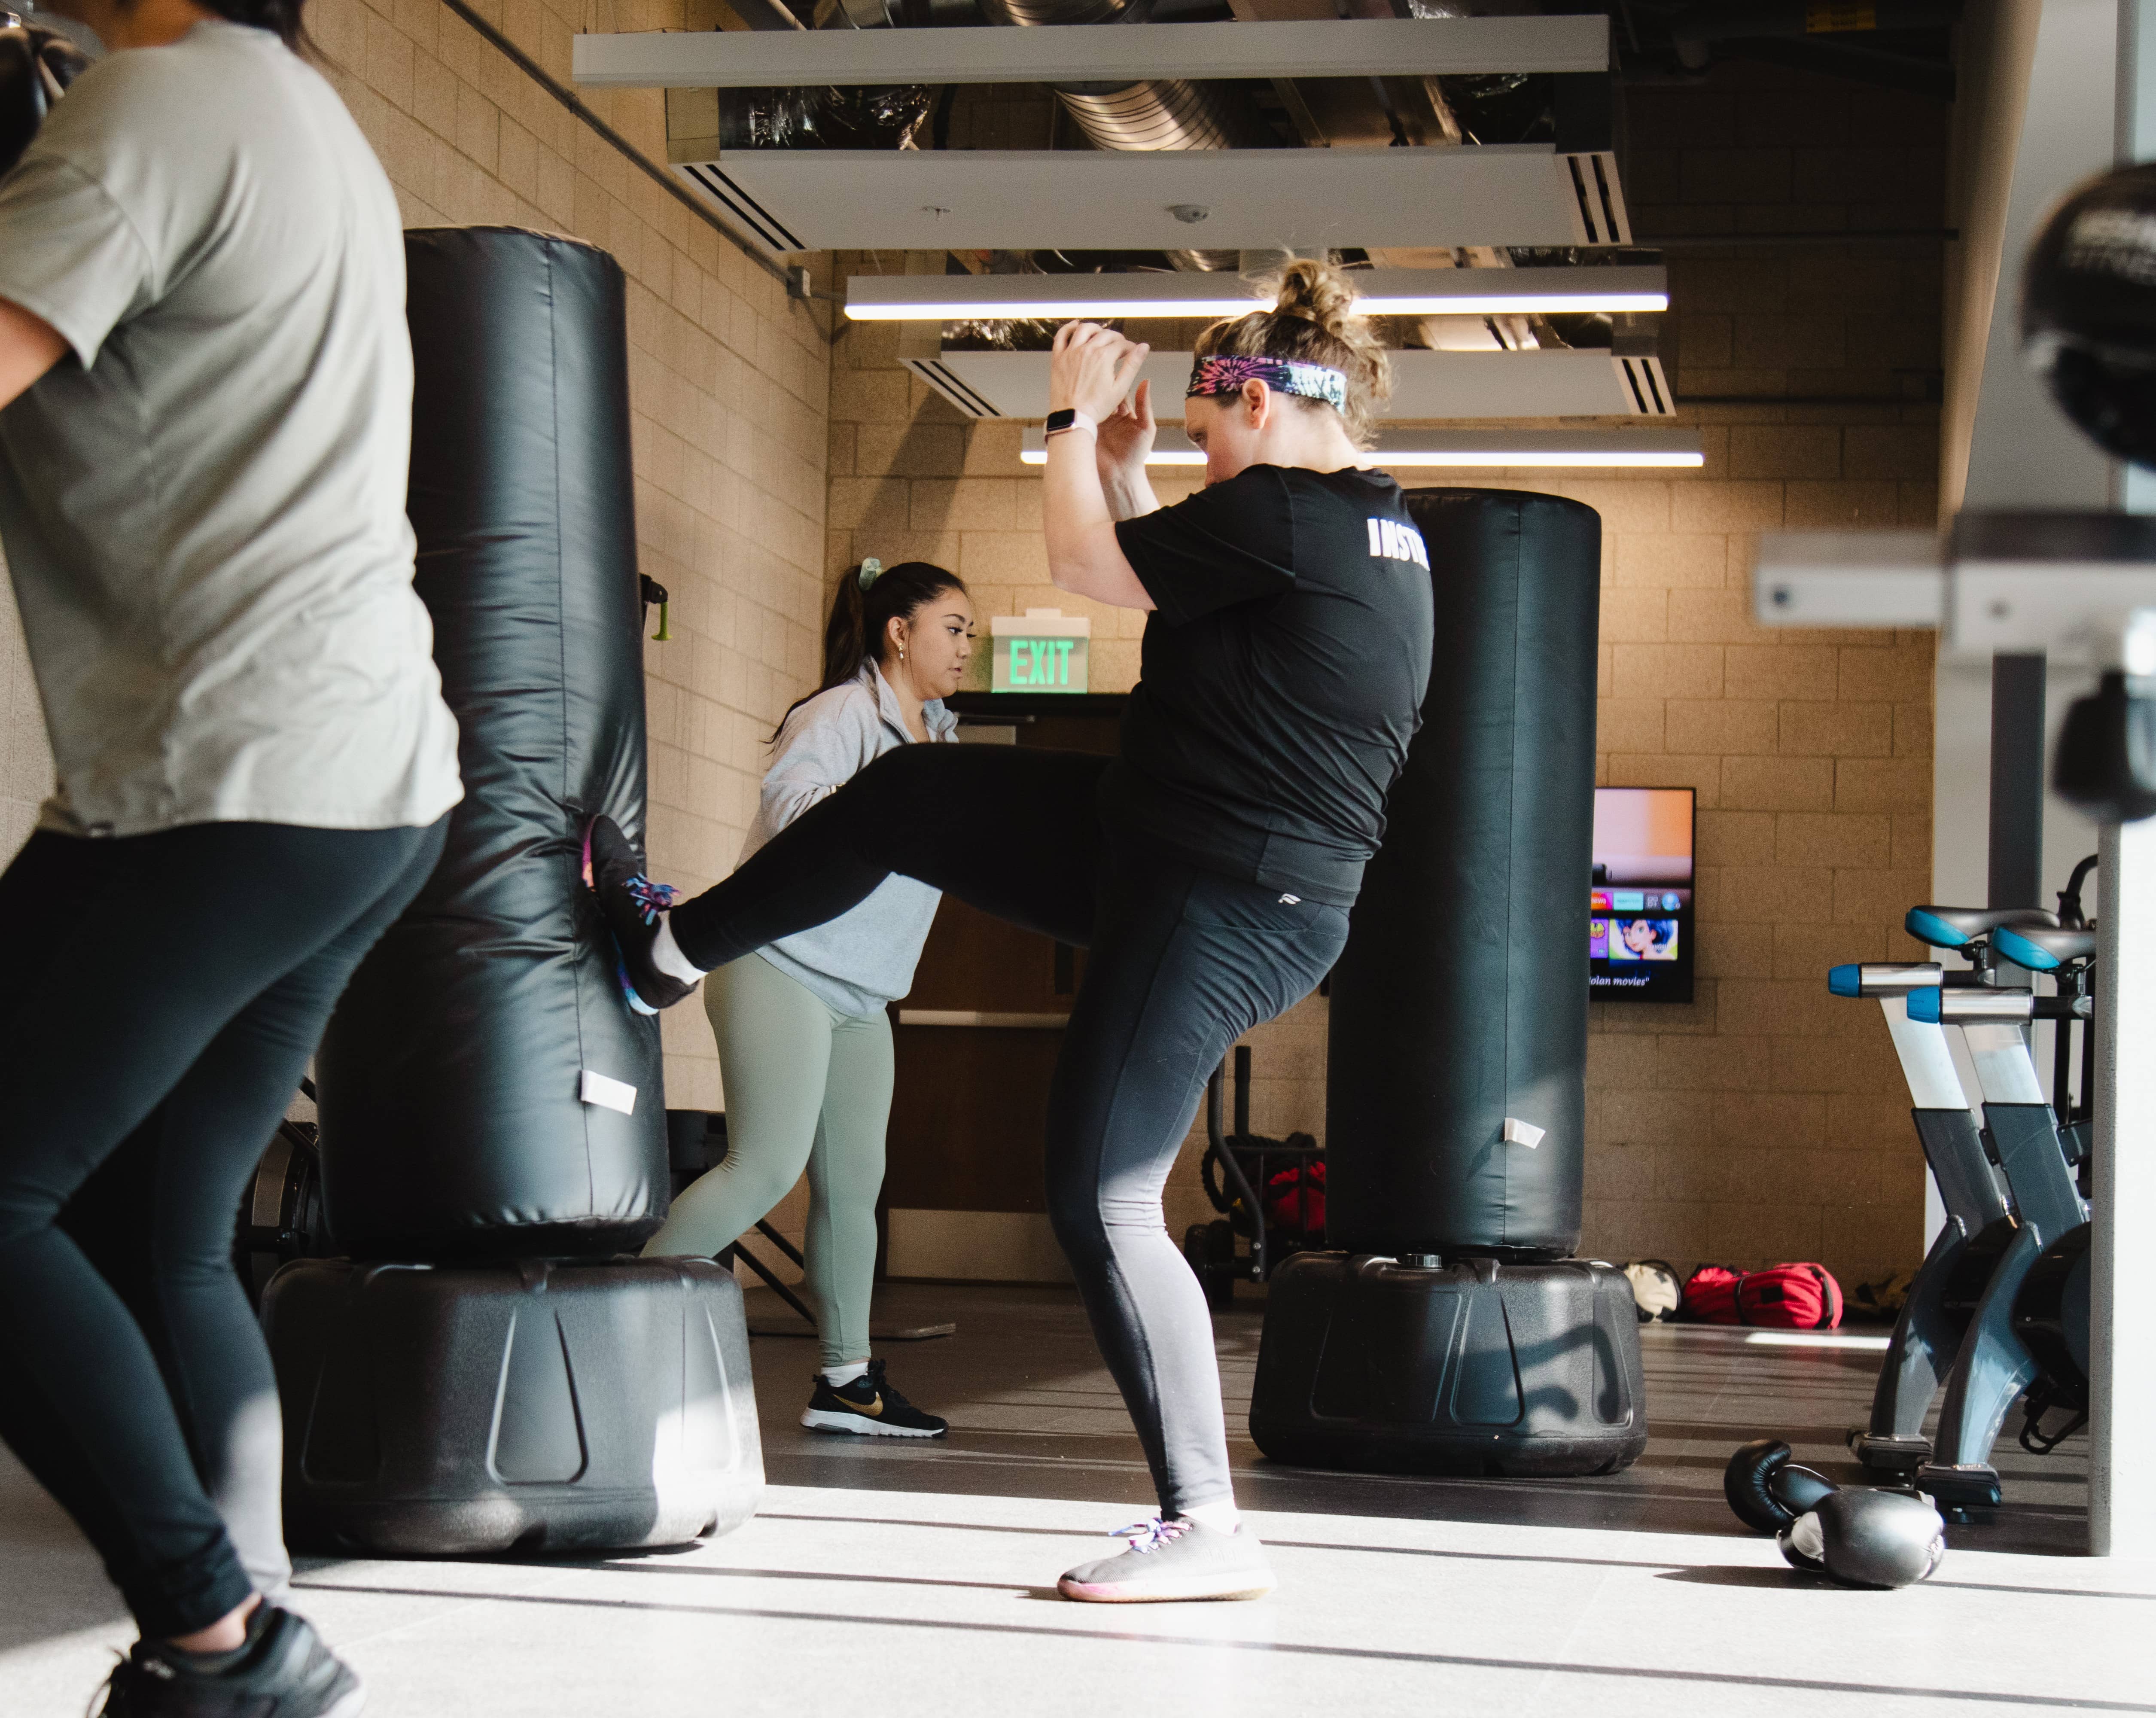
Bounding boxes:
[1192,258,1393,449]
[199,0,314,52]
[775,560,968,738]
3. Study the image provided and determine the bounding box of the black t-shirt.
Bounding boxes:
[1104,463,1434,907]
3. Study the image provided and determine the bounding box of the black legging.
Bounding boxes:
[670,746,1348,1514]
[0,817,445,1638]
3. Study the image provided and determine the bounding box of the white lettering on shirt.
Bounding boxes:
[1368,517,1429,571]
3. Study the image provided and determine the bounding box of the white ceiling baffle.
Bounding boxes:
[909,346,1674,421]
[668,144,1632,257]
[570,16,1612,88]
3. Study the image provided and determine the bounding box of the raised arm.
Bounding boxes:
[1042,321,1157,612]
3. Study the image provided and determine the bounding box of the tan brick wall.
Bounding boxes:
[827,63,1946,1288]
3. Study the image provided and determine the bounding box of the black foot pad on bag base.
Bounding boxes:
[263,1256,763,1556]
[1914,1461,2004,1512]
[1249,1252,1649,1477]
[1849,1430,1933,1472]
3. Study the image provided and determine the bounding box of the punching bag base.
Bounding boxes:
[263,1256,762,1556]
[1249,1252,1648,1477]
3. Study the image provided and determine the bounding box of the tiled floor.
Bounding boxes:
[3,1283,2147,1716]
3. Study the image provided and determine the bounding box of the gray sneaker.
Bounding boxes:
[1057,1517,1276,1603]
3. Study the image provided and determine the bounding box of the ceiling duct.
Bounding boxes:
[635,14,1635,256]
[974,0,1275,272]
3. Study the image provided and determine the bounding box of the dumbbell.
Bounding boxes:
[1724,1440,1947,1589]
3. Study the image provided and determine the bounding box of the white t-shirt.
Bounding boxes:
[0,21,462,837]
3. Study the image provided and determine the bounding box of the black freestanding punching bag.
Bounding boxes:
[315,227,663,1256]
[1250,490,1647,1477]
[262,230,761,1554]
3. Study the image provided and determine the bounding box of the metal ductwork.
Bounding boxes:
[973,0,1273,268]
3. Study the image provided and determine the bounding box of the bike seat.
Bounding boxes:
[1905,905,2058,948]
[1992,925,2095,971]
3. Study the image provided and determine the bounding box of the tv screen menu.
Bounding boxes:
[1591,786,1696,1004]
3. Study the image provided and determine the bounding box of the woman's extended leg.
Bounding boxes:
[625,745,1110,976]
[1045,837,1347,1600]
[641,953,836,1258]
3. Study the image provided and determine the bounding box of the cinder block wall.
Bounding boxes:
[828,62,1947,1287]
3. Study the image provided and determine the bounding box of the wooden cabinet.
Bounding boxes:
[882,695,1124,1278]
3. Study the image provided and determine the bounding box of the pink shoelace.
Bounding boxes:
[1111,1517,1194,1555]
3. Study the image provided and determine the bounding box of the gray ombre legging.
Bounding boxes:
[643,952,893,1373]
[666,745,1349,1517]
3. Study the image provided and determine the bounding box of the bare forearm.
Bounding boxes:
[1044,434,1153,610]
[1101,468,1161,522]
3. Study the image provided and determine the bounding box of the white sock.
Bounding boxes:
[650,912,706,984]
[1179,1498,1241,1535]
[822,1360,870,1388]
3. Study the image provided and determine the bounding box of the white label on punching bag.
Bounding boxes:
[580,1069,638,1115]
[1502,1117,1546,1149]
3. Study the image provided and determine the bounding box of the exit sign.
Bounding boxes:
[991,607,1090,695]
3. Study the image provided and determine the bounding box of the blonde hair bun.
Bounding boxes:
[1271,258,1362,334]
[1193,256,1393,449]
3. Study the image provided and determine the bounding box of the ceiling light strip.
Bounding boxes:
[848,267,1668,323]
[1018,428,1704,469]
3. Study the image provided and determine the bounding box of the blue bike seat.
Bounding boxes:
[1905,905,2057,949]
[1993,925,2095,971]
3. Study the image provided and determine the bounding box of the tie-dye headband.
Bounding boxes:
[1185,355,1348,413]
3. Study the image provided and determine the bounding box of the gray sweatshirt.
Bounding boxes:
[739,662,957,1018]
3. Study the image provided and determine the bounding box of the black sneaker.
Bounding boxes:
[801,1359,947,1439]
[93,1603,365,1716]
[582,814,694,1014]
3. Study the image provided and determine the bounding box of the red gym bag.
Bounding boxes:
[1738,1263,1843,1330]
[1681,1264,1743,1324]
[1681,1261,1843,1329]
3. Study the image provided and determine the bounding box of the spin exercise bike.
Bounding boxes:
[1830,890,2095,1515]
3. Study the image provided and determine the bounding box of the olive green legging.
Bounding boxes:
[643,951,892,1372]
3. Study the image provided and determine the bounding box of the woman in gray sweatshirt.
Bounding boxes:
[644,560,971,1438]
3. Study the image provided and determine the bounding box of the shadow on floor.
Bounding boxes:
[744,1280,2090,1557]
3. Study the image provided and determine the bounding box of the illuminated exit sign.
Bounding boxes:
[991,607,1090,694]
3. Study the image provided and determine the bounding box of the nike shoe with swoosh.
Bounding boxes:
[800,1359,947,1439]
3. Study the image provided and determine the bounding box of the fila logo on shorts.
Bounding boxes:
[1367,517,1430,570]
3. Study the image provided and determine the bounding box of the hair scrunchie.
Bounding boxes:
[857,557,883,592]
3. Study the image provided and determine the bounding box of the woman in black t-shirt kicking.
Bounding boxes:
[588,260,1434,1603]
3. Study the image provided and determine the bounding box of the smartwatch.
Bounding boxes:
[1044,408,1098,438]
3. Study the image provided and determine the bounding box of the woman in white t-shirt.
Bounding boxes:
[0,0,458,1711]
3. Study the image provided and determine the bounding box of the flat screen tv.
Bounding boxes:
[1590,786,1696,1004]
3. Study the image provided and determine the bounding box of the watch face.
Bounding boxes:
[1045,408,1077,433]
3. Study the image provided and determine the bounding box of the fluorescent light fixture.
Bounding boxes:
[1020,427,1704,469]
[1742,1332,1892,1352]
[852,267,1667,324]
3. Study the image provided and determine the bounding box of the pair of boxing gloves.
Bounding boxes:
[1724,1438,1948,1588]
[1,14,89,181]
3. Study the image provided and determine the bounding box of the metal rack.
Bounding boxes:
[1185,1045,1324,1308]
